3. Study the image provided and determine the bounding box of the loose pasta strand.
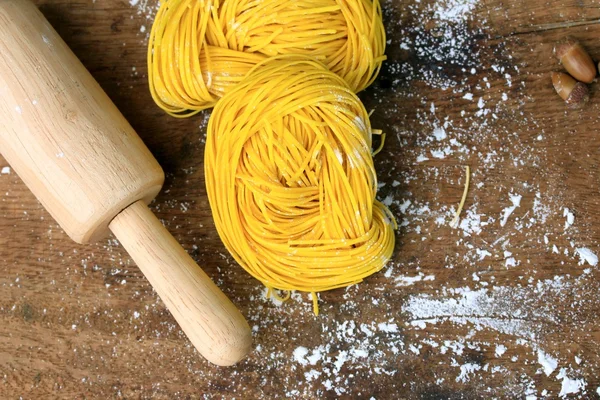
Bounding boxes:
[205,55,396,309]
[148,0,386,116]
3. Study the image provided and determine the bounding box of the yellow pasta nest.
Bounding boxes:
[148,0,386,117]
[204,55,396,313]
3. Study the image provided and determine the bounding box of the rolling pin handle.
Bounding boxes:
[109,200,252,366]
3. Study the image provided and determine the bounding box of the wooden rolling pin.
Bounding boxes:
[0,0,252,366]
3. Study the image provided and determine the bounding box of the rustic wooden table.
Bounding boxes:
[2,0,600,398]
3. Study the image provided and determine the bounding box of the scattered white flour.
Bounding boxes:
[434,0,478,22]
[378,322,399,333]
[128,0,160,24]
[563,208,575,229]
[458,206,489,236]
[500,193,522,227]
[456,363,481,383]
[409,344,420,355]
[395,272,435,286]
[575,248,598,267]
[398,199,412,214]
[293,346,309,366]
[403,279,567,340]
[557,368,585,397]
[433,126,447,141]
[495,345,507,357]
[475,248,492,260]
[537,350,558,376]
[306,347,325,365]
[262,287,285,306]
[382,195,394,207]
[430,149,447,159]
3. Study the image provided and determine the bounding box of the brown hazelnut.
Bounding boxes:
[551,72,589,108]
[555,37,597,84]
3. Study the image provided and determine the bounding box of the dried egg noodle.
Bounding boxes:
[148,0,386,117]
[205,56,396,314]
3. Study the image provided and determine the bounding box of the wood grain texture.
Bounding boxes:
[1,0,600,398]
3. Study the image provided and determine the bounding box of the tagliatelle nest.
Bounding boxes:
[204,55,396,314]
[148,0,386,117]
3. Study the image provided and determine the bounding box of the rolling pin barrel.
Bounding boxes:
[0,0,251,365]
[0,0,163,244]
